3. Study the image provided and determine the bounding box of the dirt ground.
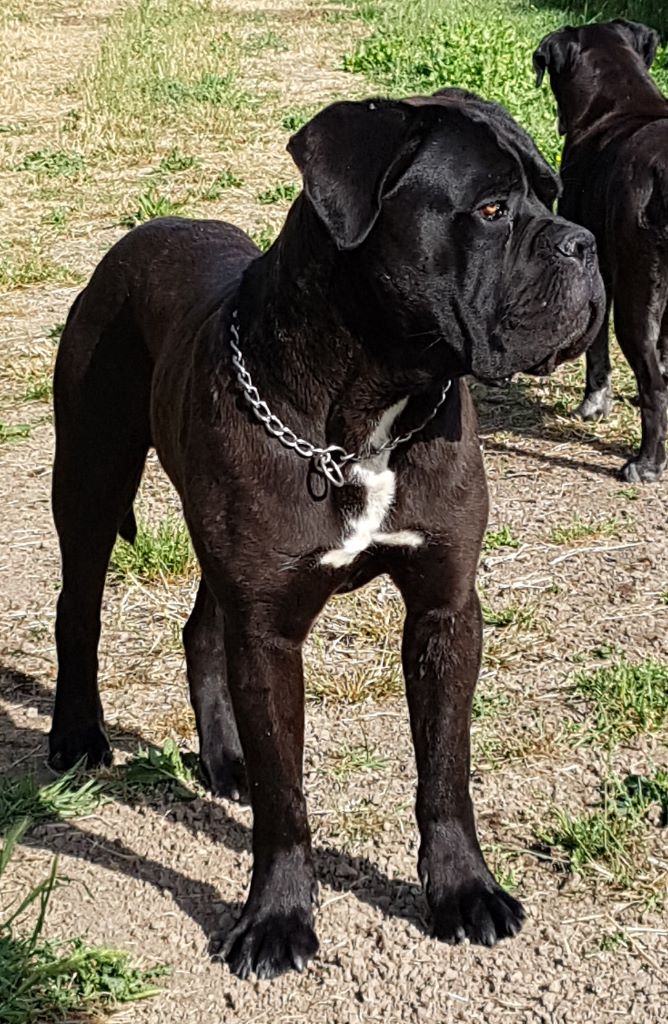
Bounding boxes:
[1,2,667,1022]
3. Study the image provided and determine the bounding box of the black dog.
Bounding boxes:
[49,91,604,979]
[535,19,668,482]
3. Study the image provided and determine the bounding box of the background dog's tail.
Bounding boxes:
[118,507,137,544]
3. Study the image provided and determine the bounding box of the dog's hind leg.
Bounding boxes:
[183,578,247,801]
[575,298,613,420]
[49,297,152,770]
[614,271,668,482]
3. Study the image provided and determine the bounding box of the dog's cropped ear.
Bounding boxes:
[533,29,580,87]
[287,100,428,251]
[611,19,660,69]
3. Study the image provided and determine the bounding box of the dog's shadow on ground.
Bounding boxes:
[1,665,427,949]
[472,377,635,477]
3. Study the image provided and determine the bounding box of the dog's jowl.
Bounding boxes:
[49,91,604,979]
[535,18,668,482]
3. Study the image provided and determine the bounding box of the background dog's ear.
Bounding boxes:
[533,30,580,87]
[611,18,660,69]
[287,100,427,251]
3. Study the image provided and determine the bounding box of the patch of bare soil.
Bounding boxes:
[1,3,667,1023]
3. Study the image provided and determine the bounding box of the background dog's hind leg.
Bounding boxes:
[183,578,247,801]
[575,299,613,420]
[50,300,152,771]
[614,273,668,483]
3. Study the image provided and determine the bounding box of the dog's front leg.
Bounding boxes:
[400,584,525,947]
[218,614,318,980]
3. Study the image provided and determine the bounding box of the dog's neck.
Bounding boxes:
[557,57,667,140]
[235,197,442,454]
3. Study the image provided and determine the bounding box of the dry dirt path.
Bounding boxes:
[1,3,667,1023]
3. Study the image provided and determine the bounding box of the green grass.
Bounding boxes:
[342,0,668,169]
[482,601,535,629]
[280,106,319,132]
[0,766,105,837]
[0,822,165,1023]
[538,770,668,887]
[109,515,197,582]
[249,223,277,252]
[47,322,64,344]
[257,182,300,205]
[119,188,186,227]
[0,423,31,444]
[0,249,82,290]
[483,526,520,552]
[21,373,52,403]
[549,513,622,545]
[156,147,199,173]
[573,658,668,747]
[325,742,388,780]
[16,149,84,177]
[200,169,243,200]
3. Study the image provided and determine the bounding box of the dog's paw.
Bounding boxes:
[619,456,666,484]
[200,752,249,804]
[48,723,112,771]
[218,908,318,980]
[574,387,613,421]
[430,879,525,947]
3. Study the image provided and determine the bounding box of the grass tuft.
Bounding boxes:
[483,526,519,552]
[0,766,105,837]
[0,823,165,1023]
[324,742,388,781]
[200,169,243,200]
[156,147,199,173]
[573,659,668,747]
[16,149,84,177]
[0,423,31,444]
[257,182,300,205]
[119,189,185,228]
[109,516,197,583]
[549,513,623,546]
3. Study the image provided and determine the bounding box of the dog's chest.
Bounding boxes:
[320,400,423,568]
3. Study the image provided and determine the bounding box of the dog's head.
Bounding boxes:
[534,20,661,134]
[287,92,604,383]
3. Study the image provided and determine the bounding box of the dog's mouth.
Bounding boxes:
[523,299,601,377]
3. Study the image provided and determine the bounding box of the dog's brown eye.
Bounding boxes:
[479,201,505,221]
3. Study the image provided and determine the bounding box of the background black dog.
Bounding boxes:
[49,91,603,980]
[535,18,668,482]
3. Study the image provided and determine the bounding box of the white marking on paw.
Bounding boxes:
[320,400,422,567]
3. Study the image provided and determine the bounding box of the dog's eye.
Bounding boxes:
[478,201,507,221]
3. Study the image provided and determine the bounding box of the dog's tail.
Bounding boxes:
[118,507,137,544]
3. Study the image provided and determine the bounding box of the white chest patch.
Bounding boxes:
[320,399,424,568]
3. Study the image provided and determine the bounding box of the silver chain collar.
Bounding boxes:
[228,308,451,489]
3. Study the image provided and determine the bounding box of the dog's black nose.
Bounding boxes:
[556,226,596,264]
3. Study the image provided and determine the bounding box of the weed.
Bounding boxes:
[483,526,519,552]
[157,147,199,173]
[598,930,632,952]
[482,602,535,630]
[200,169,243,201]
[21,373,52,403]
[549,513,623,546]
[41,207,68,227]
[47,323,65,344]
[119,189,185,228]
[0,423,31,444]
[325,742,388,781]
[257,182,300,204]
[16,149,84,177]
[472,678,510,720]
[249,224,277,252]
[573,659,668,746]
[281,107,318,132]
[0,822,165,1022]
[109,515,197,583]
[116,739,201,800]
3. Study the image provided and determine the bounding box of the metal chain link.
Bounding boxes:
[229,309,451,488]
